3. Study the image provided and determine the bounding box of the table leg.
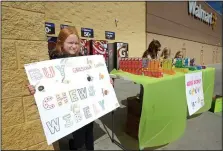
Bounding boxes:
[101,77,127,150]
[102,110,127,150]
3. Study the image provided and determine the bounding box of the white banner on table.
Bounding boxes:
[185,72,204,115]
[24,55,120,145]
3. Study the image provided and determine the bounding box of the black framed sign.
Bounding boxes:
[105,31,115,40]
[60,24,69,29]
[81,28,94,38]
[45,22,55,34]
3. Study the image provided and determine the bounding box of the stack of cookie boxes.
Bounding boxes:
[119,58,142,75]
[142,58,163,78]
[119,58,163,78]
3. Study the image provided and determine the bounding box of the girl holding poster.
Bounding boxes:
[27,27,94,150]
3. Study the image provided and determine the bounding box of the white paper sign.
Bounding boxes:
[185,72,204,115]
[24,55,120,145]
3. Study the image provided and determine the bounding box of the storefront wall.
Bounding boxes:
[1,2,146,150]
[146,1,222,65]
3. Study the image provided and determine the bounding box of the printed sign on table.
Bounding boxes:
[185,72,204,115]
[24,55,120,145]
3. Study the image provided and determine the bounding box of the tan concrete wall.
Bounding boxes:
[1,2,146,150]
[44,2,146,57]
[147,33,222,65]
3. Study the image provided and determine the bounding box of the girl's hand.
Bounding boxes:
[110,78,114,86]
[27,84,36,95]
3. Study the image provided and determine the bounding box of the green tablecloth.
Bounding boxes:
[111,68,215,149]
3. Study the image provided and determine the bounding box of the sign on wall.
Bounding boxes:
[24,55,120,145]
[81,28,94,38]
[185,72,205,115]
[45,22,55,34]
[105,31,115,40]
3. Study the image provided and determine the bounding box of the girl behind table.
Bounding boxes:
[174,51,183,59]
[139,40,161,108]
[173,51,184,65]
[27,27,94,150]
[142,39,161,59]
[160,47,171,59]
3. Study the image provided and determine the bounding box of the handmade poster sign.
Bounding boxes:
[185,72,204,115]
[24,55,120,145]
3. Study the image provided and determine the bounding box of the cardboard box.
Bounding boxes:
[210,96,222,113]
[125,96,142,140]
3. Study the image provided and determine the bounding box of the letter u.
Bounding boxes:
[42,66,55,78]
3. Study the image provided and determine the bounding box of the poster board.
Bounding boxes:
[24,55,120,145]
[185,72,205,115]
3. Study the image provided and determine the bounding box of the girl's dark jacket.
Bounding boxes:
[49,49,83,60]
